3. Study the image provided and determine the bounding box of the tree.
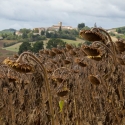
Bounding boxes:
[18,41,32,54]
[59,26,62,32]
[82,26,90,30]
[32,41,44,53]
[41,30,45,35]
[13,31,16,35]
[78,23,85,30]
[46,38,66,49]
[22,32,28,39]
[20,28,31,34]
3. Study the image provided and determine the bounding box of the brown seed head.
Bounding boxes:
[80,30,106,42]
[88,55,102,61]
[3,58,34,73]
[52,76,65,83]
[117,57,125,65]
[39,50,44,55]
[66,44,73,50]
[69,49,76,56]
[88,75,100,85]
[115,40,125,52]
[64,59,71,64]
[0,74,4,79]
[74,58,87,67]
[13,54,19,59]
[52,48,63,54]
[57,88,69,97]
[49,50,56,57]
[7,75,17,82]
[44,50,49,55]
[82,45,101,56]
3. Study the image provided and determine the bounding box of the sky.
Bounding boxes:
[0,0,125,30]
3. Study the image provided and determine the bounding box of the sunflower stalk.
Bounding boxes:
[13,52,55,125]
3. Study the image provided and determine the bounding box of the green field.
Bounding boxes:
[3,38,85,52]
[3,43,22,52]
[62,38,84,46]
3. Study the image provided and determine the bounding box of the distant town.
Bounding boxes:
[15,22,77,36]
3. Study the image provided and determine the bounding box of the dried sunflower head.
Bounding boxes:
[13,54,19,59]
[117,57,125,65]
[69,49,76,56]
[87,55,102,61]
[71,69,79,73]
[66,44,73,50]
[80,30,106,42]
[46,69,53,73]
[44,50,49,55]
[52,76,65,83]
[3,58,34,73]
[78,62,87,67]
[7,75,17,82]
[74,58,87,67]
[115,40,125,53]
[39,50,44,55]
[82,45,101,56]
[57,88,69,97]
[49,50,56,57]
[64,59,71,65]
[52,48,63,54]
[88,75,100,85]
[0,74,4,79]
[50,59,58,64]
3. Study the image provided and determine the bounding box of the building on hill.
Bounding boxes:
[47,22,75,31]
[15,31,23,36]
[33,27,45,35]
[0,37,3,40]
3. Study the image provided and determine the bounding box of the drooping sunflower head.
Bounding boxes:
[115,40,125,53]
[82,45,101,56]
[66,44,73,50]
[3,58,34,73]
[87,55,102,61]
[44,49,49,55]
[88,75,100,85]
[7,75,18,82]
[57,87,69,97]
[68,49,76,56]
[0,74,4,79]
[80,30,107,43]
[49,50,56,57]
[52,76,65,83]
[52,48,63,54]
[64,59,71,65]
[74,58,87,67]
[117,57,125,65]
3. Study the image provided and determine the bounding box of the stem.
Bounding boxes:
[17,52,55,125]
[94,41,117,65]
[92,27,117,64]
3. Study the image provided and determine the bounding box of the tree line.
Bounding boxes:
[18,38,66,54]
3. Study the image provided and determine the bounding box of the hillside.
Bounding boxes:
[0,28,16,35]
[3,38,85,52]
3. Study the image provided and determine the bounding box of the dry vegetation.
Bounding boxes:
[0,27,125,125]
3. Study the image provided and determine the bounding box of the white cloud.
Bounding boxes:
[0,0,125,30]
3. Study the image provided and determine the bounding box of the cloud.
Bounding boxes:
[0,0,125,30]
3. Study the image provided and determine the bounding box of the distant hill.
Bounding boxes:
[0,28,16,35]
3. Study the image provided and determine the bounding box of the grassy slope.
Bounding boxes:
[62,38,84,45]
[3,43,22,52]
[3,38,85,52]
